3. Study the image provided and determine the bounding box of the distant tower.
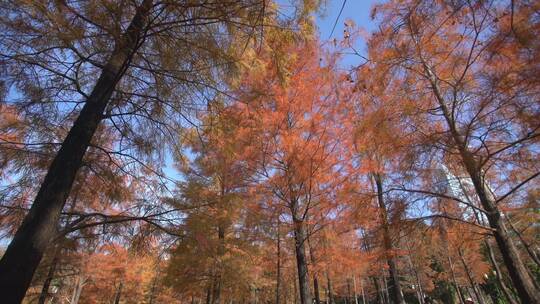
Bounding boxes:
[432,161,488,222]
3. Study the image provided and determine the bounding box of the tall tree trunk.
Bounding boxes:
[38,245,61,304]
[485,239,518,304]
[448,254,465,304]
[313,276,321,304]
[372,277,384,304]
[347,278,352,304]
[423,60,540,304]
[70,275,85,304]
[352,276,359,304]
[293,217,312,304]
[147,270,158,304]
[437,204,464,304]
[212,225,225,304]
[211,267,221,304]
[307,233,320,304]
[294,272,299,304]
[326,271,335,304]
[457,126,539,304]
[381,275,390,304]
[276,217,282,304]
[414,287,423,304]
[404,248,424,304]
[206,281,213,304]
[457,247,485,304]
[467,197,518,304]
[373,173,405,304]
[0,1,153,302]
[506,216,540,268]
[114,281,123,304]
[360,278,366,304]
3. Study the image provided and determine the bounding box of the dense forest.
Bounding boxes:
[0,0,538,303]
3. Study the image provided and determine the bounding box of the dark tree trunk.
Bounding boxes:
[307,232,320,304]
[381,275,390,304]
[407,255,424,304]
[147,270,158,304]
[326,271,335,304]
[457,248,485,304]
[293,218,313,304]
[485,240,518,304]
[276,214,281,304]
[347,278,352,304]
[38,245,61,304]
[374,174,405,304]
[294,273,299,304]
[114,281,123,304]
[352,276,359,304]
[276,217,282,304]
[212,226,225,304]
[313,276,321,304]
[360,278,366,304]
[0,1,153,302]
[506,217,540,268]
[372,277,384,304]
[468,200,518,304]
[439,222,465,304]
[386,259,404,304]
[206,281,213,304]
[466,163,540,304]
[403,241,424,304]
[449,255,465,304]
[70,275,84,304]
[426,65,540,304]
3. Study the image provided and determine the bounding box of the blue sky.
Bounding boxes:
[316,0,381,65]
[316,0,379,39]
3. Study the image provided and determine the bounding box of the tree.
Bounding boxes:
[352,58,413,304]
[164,102,264,303]
[234,40,346,304]
[364,1,540,302]
[1,0,538,303]
[0,0,271,301]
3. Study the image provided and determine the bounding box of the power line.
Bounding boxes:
[329,0,348,39]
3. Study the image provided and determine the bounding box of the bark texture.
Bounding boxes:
[293,219,313,304]
[37,246,61,304]
[374,174,405,304]
[423,61,540,304]
[0,1,153,302]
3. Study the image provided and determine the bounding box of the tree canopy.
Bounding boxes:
[0,0,538,303]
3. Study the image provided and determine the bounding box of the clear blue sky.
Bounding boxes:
[315,0,381,66]
[316,0,379,38]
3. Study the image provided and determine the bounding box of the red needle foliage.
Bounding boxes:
[0,1,538,303]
